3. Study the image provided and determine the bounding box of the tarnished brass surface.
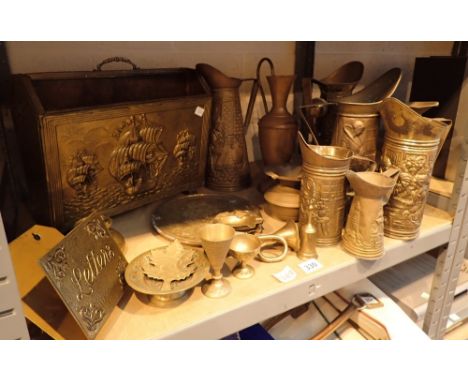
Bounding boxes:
[196,63,252,191]
[11,66,211,228]
[331,68,402,161]
[199,224,235,298]
[124,240,209,306]
[269,220,300,252]
[298,132,352,246]
[302,62,364,145]
[151,194,262,246]
[342,170,398,259]
[264,184,300,222]
[380,98,452,240]
[39,214,127,339]
[408,101,439,115]
[298,207,318,259]
[230,233,261,279]
[304,61,364,102]
[258,74,298,166]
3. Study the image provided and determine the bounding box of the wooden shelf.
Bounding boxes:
[97,199,452,340]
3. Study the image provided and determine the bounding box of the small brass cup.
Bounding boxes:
[199,223,235,298]
[230,233,262,279]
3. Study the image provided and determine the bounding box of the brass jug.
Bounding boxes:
[196,63,260,191]
[342,169,399,259]
[298,132,353,246]
[331,68,402,161]
[302,61,364,145]
[380,97,452,240]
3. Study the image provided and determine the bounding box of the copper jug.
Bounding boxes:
[196,63,260,191]
[380,97,452,240]
[258,71,298,166]
[302,61,364,145]
[298,132,353,246]
[342,169,399,259]
[331,68,402,161]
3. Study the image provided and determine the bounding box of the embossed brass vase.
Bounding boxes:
[380,97,452,240]
[196,63,254,191]
[331,68,402,161]
[258,74,298,166]
[342,170,398,259]
[298,132,353,246]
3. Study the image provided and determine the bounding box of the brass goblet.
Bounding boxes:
[230,233,261,279]
[199,223,235,298]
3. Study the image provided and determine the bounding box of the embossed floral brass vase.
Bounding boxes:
[331,68,402,161]
[298,132,353,246]
[342,170,398,259]
[258,74,298,166]
[196,63,253,191]
[380,97,452,240]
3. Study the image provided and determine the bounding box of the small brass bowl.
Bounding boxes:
[230,234,262,279]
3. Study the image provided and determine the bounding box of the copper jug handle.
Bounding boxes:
[256,234,288,263]
[244,57,276,131]
[95,57,140,71]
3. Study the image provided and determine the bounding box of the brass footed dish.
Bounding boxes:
[152,194,262,246]
[124,240,209,307]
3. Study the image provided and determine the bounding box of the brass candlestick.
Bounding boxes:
[199,223,235,298]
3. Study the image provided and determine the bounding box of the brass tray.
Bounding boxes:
[151,194,262,246]
[124,240,209,307]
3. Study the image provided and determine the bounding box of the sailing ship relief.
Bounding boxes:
[109,114,168,195]
[64,113,175,224]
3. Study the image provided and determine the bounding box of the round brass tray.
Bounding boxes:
[151,194,262,246]
[124,241,209,307]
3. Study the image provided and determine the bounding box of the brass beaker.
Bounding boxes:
[331,68,402,161]
[342,169,399,259]
[196,63,261,191]
[380,97,452,240]
[298,132,353,246]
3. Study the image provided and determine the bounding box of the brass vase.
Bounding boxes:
[298,132,353,246]
[331,68,402,161]
[258,75,298,166]
[342,170,398,259]
[196,63,252,191]
[380,97,452,240]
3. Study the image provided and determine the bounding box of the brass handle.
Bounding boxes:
[95,57,140,71]
[257,234,288,263]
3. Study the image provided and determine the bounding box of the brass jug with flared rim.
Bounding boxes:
[196,63,266,191]
[298,132,353,246]
[342,169,398,259]
[331,68,402,161]
[380,97,452,240]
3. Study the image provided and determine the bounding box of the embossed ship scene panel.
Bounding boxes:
[53,107,206,224]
